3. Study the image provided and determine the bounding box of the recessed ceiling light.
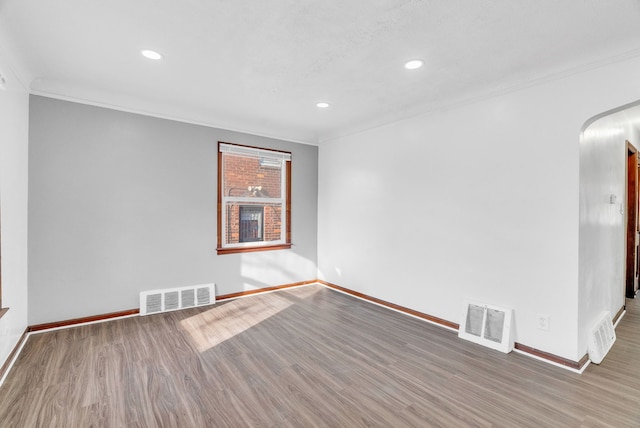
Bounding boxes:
[141,49,163,60]
[316,102,330,108]
[404,59,423,70]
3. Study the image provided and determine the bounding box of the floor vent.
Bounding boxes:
[140,283,215,316]
[458,300,514,353]
[588,311,616,364]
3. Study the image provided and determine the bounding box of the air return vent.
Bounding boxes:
[588,311,616,364]
[140,283,215,316]
[458,300,514,353]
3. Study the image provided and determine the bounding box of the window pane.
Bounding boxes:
[224,202,282,245]
[222,153,282,199]
[240,205,263,242]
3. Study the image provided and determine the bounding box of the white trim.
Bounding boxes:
[321,284,460,333]
[0,334,29,388]
[613,309,626,328]
[223,239,286,249]
[220,144,289,248]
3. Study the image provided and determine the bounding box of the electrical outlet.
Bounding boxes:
[538,313,550,331]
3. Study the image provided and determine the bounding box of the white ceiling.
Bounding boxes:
[1,0,640,144]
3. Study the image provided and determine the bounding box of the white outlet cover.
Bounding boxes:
[538,314,550,331]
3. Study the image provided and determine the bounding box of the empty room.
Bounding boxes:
[2,1,640,426]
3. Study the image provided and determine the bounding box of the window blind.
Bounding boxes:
[219,143,291,161]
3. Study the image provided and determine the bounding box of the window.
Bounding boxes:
[217,142,291,254]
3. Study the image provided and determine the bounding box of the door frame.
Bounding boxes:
[625,141,639,298]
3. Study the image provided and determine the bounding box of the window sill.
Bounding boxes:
[0,307,9,320]
[217,243,292,255]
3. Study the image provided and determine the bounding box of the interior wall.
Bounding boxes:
[318,55,640,361]
[578,103,640,354]
[0,57,29,367]
[28,96,318,325]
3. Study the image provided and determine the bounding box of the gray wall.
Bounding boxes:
[28,95,318,324]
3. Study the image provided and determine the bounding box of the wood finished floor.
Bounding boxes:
[1,284,640,427]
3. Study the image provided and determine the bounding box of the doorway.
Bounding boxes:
[626,141,639,298]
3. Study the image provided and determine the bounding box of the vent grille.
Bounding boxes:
[588,311,616,364]
[197,287,211,305]
[458,300,514,353]
[182,289,195,308]
[140,283,216,316]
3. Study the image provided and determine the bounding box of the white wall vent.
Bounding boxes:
[140,283,215,316]
[458,299,514,353]
[588,311,616,364]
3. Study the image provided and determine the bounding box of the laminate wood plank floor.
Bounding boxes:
[1,284,640,427]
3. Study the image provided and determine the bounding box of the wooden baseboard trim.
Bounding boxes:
[318,280,460,330]
[613,305,625,325]
[514,343,589,371]
[27,280,318,332]
[0,327,28,382]
[216,280,318,301]
[318,280,588,371]
[28,309,140,332]
[22,279,589,372]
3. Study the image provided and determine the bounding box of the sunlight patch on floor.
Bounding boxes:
[179,293,294,352]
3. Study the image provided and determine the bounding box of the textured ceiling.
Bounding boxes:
[1,0,640,144]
